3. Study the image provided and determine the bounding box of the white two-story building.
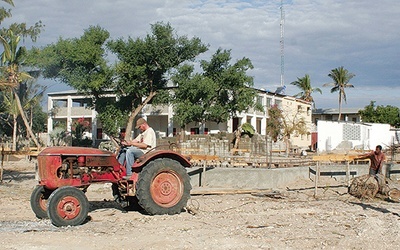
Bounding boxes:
[46,88,312,149]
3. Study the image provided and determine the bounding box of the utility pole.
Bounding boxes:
[280,0,285,87]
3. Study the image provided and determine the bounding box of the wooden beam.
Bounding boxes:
[312,154,358,162]
[191,188,274,196]
[187,154,220,161]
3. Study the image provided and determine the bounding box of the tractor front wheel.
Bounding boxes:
[30,185,52,219]
[136,158,191,215]
[47,186,89,227]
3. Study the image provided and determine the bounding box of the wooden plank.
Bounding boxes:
[314,161,319,198]
[187,154,220,161]
[191,188,273,196]
[312,154,358,162]
[231,148,250,151]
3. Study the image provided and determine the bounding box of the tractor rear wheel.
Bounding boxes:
[47,186,89,227]
[30,185,52,219]
[136,158,191,215]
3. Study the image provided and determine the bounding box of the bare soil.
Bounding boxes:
[1,159,400,250]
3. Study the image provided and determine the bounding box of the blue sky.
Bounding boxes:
[3,0,400,110]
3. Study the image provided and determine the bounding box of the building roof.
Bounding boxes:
[313,107,362,115]
[48,89,80,96]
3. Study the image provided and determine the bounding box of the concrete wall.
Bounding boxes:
[188,164,400,189]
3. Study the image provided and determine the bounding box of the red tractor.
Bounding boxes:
[30,146,192,227]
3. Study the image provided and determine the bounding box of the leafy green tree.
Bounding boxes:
[29,22,208,140]
[359,101,400,127]
[290,74,322,107]
[323,66,355,121]
[0,89,18,150]
[27,25,115,134]
[107,22,208,140]
[172,49,260,138]
[266,105,283,142]
[267,104,307,156]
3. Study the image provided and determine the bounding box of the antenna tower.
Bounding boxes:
[280,0,285,87]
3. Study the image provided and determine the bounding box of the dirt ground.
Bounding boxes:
[1,159,400,250]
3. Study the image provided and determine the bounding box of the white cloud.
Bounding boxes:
[3,0,400,109]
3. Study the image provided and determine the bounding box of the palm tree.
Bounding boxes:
[323,66,355,121]
[0,30,41,149]
[0,0,14,62]
[290,74,322,107]
[1,89,18,150]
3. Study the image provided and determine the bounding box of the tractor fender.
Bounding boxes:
[133,150,191,169]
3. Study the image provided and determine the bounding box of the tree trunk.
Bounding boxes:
[12,114,17,151]
[284,135,290,157]
[233,126,242,150]
[349,174,382,199]
[13,89,41,150]
[180,127,185,142]
[338,92,342,121]
[124,91,156,141]
[349,173,400,202]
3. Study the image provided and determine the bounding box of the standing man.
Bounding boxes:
[356,145,387,176]
[118,118,156,179]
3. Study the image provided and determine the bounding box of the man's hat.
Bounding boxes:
[135,118,147,129]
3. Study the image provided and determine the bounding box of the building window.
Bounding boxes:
[266,98,272,108]
[257,96,264,106]
[54,100,67,108]
[256,119,261,134]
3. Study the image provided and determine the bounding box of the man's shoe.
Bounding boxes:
[123,175,132,180]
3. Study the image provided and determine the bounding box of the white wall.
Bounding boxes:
[317,121,393,152]
[367,123,392,150]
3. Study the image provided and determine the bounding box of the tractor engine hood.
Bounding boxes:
[39,146,115,157]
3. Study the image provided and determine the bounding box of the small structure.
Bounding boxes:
[317,120,395,152]
[312,107,362,124]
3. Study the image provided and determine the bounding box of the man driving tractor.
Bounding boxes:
[117,118,156,179]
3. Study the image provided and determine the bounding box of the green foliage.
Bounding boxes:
[172,49,259,128]
[27,25,112,93]
[241,122,255,137]
[0,2,44,149]
[0,0,14,22]
[95,100,128,137]
[290,74,322,106]
[71,117,90,140]
[28,22,208,139]
[359,101,400,127]
[30,104,46,133]
[49,127,70,146]
[267,105,283,142]
[323,66,355,120]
